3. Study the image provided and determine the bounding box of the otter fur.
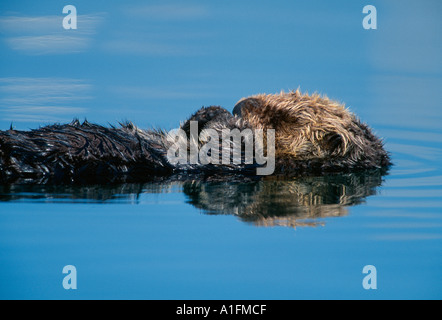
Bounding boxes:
[0,90,391,184]
[233,90,391,172]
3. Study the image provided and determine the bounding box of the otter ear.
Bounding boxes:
[232,99,246,117]
[232,98,260,117]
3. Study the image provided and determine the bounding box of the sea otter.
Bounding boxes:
[0,90,391,184]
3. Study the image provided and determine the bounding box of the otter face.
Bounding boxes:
[233,90,390,170]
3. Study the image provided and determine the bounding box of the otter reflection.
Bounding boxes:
[0,169,386,228]
[183,170,386,227]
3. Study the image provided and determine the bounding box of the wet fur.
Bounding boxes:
[0,90,391,184]
[233,90,391,173]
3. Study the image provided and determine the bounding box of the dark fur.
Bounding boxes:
[0,91,391,184]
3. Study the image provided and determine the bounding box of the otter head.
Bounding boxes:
[233,90,390,170]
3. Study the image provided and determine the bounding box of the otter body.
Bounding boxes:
[0,91,391,184]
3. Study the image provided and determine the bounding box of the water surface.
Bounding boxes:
[0,0,441,299]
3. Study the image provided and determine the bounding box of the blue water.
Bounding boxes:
[0,0,441,299]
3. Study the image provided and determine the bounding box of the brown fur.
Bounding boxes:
[232,90,391,172]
